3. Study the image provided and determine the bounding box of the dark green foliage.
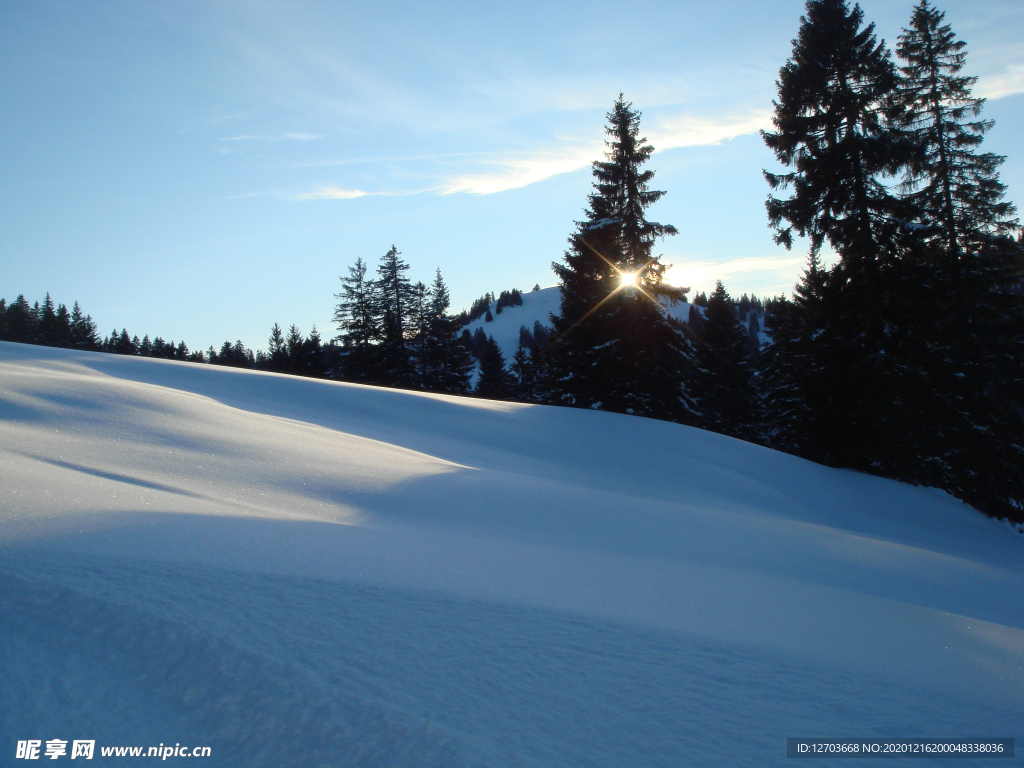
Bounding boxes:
[418,269,473,393]
[695,282,757,439]
[494,289,523,315]
[469,327,488,360]
[6,295,35,342]
[476,335,513,399]
[760,0,1024,519]
[547,95,698,420]
[457,292,495,326]
[334,257,378,381]
[212,340,256,368]
[763,0,907,275]
[373,246,416,387]
[266,323,289,372]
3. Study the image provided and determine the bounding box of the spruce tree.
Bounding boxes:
[37,294,55,345]
[374,246,415,387]
[476,335,513,399]
[547,95,698,420]
[895,1,1017,259]
[696,281,757,439]
[285,324,304,373]
[304,326,325,377]
[891,1,1024,517]
[69,302,98,349]
[762,0,917,469]
[266,323,289,372]
[334,256,379,382]
[759,253,831,455]
[764,0,906,276]
[420,269,472,393]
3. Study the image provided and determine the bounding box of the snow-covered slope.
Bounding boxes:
[2,341,1022,767]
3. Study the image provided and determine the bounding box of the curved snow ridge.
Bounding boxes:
[0,569,477,768]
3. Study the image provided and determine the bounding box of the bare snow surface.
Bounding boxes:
[1,341,1022,767]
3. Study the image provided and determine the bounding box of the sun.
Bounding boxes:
[619,271,638,288]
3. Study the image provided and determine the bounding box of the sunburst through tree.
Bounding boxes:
[546,95,701,421]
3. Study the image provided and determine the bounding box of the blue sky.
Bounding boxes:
[2,0,1022,352]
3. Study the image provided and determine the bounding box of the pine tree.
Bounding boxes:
[54,303,73,347]
[38,294,59,345]
[374,246,415,387]
[69,302,99,349]
[285,324,304,373]
[407,280,430,386]
[266,323,289,372]
[114,329,137,355]
[759,254,830,455]
[762,0,923,471]
[304,326,325,377]
[764,0,906,277]
[696,281,757,439]
[547,95,697,420]
[420,269,472,393]
[334,256,378,381]
[886,1,1024,517]
[476,335,513,399]
[895,1,1017,259]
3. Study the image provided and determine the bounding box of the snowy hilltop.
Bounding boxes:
[463,285,708,361]
[1,341,1022,766]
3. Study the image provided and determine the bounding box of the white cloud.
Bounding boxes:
[436,110,771,196]
[285,132,325,140]
[664,254,807,295]
[977,63,1024,100]
[296,186,372,200]
[648,110,772,151]
[437,143,601,196]
[295,185,431,200]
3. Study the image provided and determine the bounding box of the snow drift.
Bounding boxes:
[1,341,1021,766]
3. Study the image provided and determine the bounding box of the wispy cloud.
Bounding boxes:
[648,110,772,151]
[436,110,771,196]
[437,144,600,196]
[977,63,1024,100]
[664,254,807,293]
[297,186,372,200]
[296,185,430,200]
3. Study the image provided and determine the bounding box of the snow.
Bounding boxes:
[463,285,702,361]
[2,340,1022,767]
[463,286,560,361]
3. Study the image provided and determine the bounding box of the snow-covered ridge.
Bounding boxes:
[463,285,706,359]
[2,342,1022,766]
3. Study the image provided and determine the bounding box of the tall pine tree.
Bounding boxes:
[696,281,757,439]
[893,0,1023,517]
[373,246,415,387]
[762,0,916,470]
[547,95,698,420]
[334,256,379,382]
[420,269,473,393]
